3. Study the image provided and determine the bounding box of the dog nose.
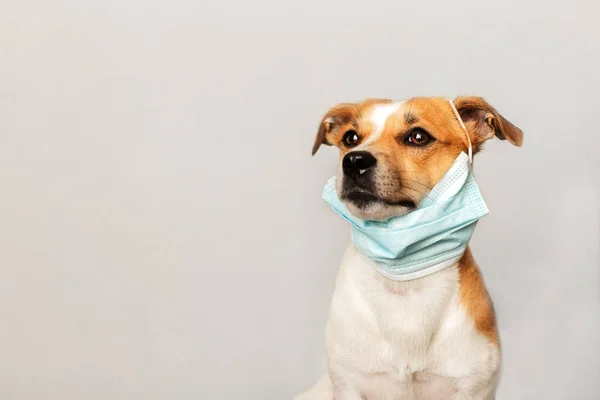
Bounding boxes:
[342,151,377,178]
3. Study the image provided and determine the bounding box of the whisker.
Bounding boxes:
[399,179,434,190]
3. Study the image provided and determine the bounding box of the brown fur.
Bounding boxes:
[453,96,523,151]
[458,247,499,345]
[312,100,390,155]
[312,95,522,344]
[313,97,481,206]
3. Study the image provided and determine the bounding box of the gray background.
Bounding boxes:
[1,0,598,399]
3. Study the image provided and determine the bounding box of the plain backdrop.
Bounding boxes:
[1,0,599,399]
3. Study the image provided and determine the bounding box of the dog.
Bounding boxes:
[296,97,523,400]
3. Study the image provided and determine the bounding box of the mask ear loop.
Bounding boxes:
[448,100,473,165]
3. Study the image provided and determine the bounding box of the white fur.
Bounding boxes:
[296,245,500,400]
[357,102,405,148]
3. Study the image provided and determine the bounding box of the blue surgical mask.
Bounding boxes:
[321,101,489,281]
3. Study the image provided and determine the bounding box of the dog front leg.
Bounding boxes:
[329,369,364,400]
[452,375,497,400]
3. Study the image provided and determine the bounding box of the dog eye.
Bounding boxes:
[342,130,360,147]
[404,129,433,147]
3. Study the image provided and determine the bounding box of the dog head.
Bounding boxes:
[313,97,523,220]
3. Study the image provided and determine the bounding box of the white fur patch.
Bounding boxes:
[360,101,405,147]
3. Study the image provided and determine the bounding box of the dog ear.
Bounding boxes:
[452,96,523,150]
[312,103,359,155]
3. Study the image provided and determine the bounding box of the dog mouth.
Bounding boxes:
[342,190,417,210]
